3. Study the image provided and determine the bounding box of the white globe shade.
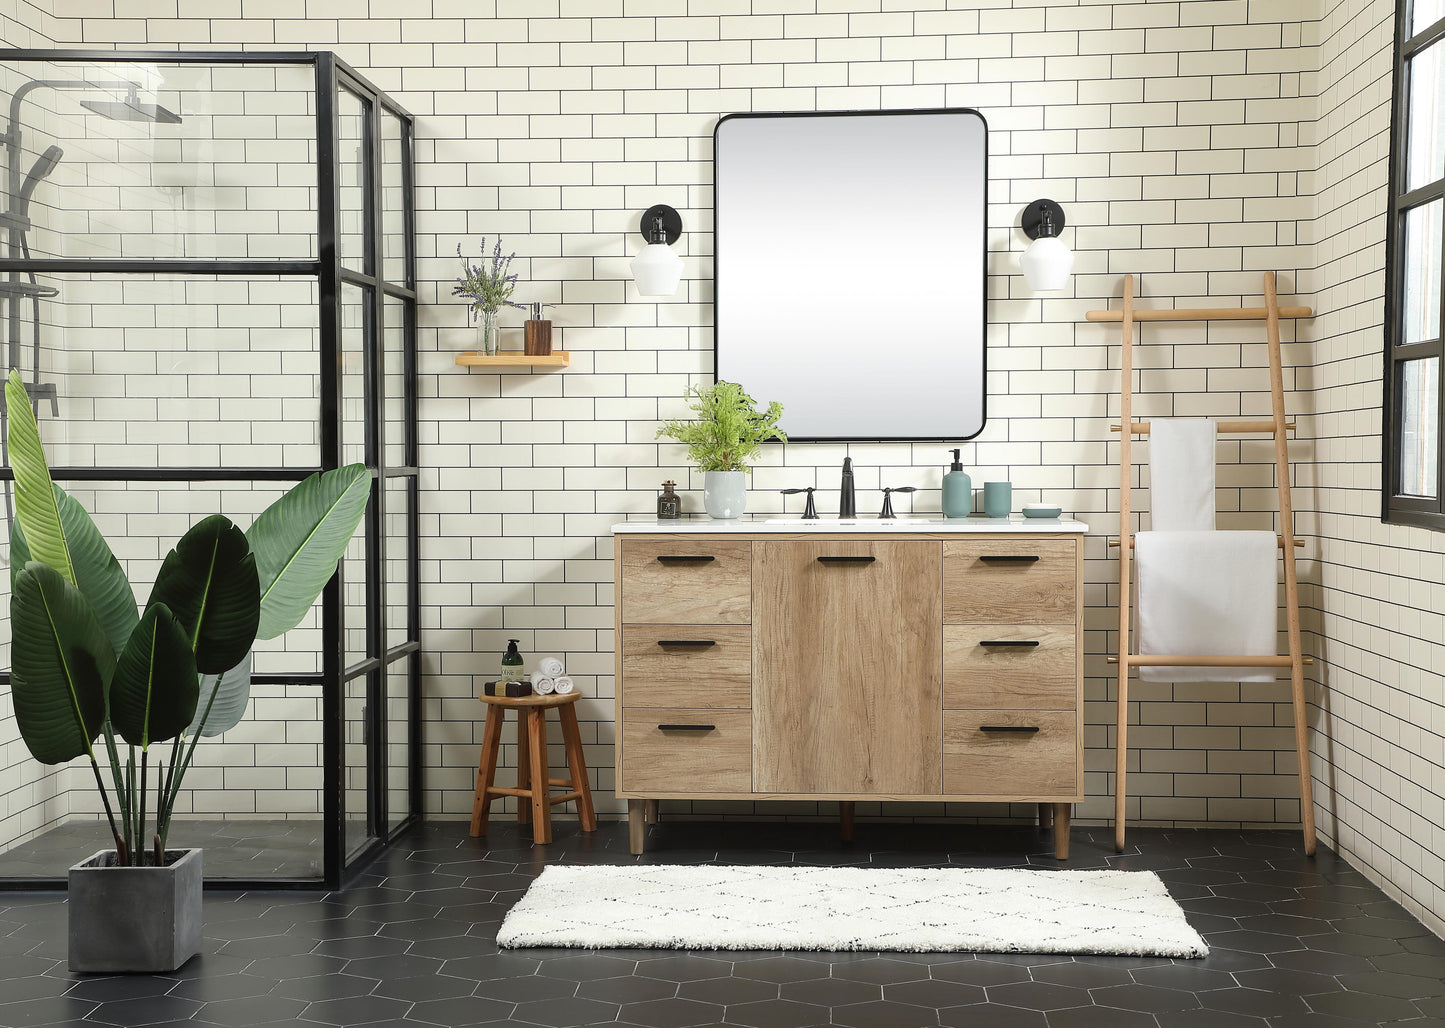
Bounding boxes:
[1020,235,1074,291]
[631,243,684,296]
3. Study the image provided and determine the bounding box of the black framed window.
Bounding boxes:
[1386,1,1445,528]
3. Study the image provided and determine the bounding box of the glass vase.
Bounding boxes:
[477,308,500,356]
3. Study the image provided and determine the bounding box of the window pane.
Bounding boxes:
[1403,200,1443,345]
[1400,357,1440,497]
[381,110,406,285]
[1415,0,1444,35]
[1407,40,1445,193]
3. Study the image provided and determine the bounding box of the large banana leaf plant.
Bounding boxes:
[4,370,371,866]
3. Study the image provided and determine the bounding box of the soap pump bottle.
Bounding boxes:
[500,639,526,684]
[941,448,973,518]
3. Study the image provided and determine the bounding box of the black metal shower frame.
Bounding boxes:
[0,49,421,891]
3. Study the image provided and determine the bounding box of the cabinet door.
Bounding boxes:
[753,539,942,794]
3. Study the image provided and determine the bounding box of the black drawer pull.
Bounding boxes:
[658,723,715,732]
[979,725,1040,733]
[979,554,1040,563]
[656,639,716,648]
[817,555,876,564]
[656,555,715,564]
[980,639,1041,648]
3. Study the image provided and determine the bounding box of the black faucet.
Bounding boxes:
[879,486,917,518]
[839,457,856,518]
[780,487,818,519]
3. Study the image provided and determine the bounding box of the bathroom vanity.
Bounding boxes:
[612,516,1088,857]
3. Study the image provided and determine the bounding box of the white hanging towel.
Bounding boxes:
[1135,530,1278,683]
[1149,420,1217,531]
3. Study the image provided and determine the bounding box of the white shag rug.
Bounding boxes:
[497,865,1208,957]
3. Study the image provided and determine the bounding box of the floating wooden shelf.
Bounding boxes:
[455,350,570,368]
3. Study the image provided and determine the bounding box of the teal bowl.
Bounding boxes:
[1022,504,1063,519]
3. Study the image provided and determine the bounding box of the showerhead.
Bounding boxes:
[13,144,64,217]
[78,99,181,125]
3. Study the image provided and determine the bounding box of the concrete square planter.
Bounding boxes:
[68,848,202,973]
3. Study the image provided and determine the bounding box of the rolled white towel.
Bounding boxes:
[537,656,565,679]
[530,673,556,695]
[553,675,575,695]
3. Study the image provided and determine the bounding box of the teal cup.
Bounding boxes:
[983,481,1012,518]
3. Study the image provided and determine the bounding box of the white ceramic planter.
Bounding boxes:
[703,471,747,519]
[68,848,202,973]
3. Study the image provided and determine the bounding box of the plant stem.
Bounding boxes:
[86,758,127,864]
[161,674,224,841]
[125,752,135,865]
[101,726,131,861]
[138,749,148,864]
[158,739,179,851]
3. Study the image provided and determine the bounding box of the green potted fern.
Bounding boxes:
[3,369,370,973]
[656,380,785,518]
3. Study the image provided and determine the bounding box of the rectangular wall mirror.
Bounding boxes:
[714,109,988,442]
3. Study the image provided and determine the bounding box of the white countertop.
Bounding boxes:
[613,515,1089,534]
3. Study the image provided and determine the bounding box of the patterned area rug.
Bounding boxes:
[497,865,1209,956]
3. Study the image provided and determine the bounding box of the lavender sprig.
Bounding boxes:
[453,238,527,320]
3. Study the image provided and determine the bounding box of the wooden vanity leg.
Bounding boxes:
[839,801,855,843]
[1053,803,1071,860]
[628,799,647,855]
[1038,803,1053,830]
[644,799,660,824]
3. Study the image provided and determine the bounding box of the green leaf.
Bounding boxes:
[110,604,199,749]
[11,562,115,765]
[12,485,137,659]
[5,369,75,587]
[248,465,371,640]
[189,651,252,738]
[147,515,260,675]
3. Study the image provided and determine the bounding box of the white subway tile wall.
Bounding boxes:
[0,0,1438,935]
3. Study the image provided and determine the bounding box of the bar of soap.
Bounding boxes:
[483,680,532,698]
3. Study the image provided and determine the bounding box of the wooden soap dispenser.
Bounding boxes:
[524,302,555,356]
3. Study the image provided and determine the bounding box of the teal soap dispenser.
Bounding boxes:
[942,449,972,518]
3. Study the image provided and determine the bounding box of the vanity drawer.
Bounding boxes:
[619,538,751,624]
[621,707,752,794]
[621,624,752,709]
[943,538,1076,624]
[942,710,1076,796]
[944,624,1076,709]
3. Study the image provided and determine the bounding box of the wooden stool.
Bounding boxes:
[469,690,597,844]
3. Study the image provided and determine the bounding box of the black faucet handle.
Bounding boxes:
[878,486,918,519]
[780,486,818,519]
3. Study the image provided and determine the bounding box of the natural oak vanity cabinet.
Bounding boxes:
[753,539,942,795]
[613,519,1087,858]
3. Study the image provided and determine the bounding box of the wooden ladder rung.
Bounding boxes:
[1086,305,1313,322]
[1110,536,1304,549]
[1107,654,1314,666]
[1112,420,1294,434]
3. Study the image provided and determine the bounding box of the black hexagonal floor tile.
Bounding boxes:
[270,973,379,1002]
[1305,988,1424,1022]
[615,996,723,1028]
[883,977,984,1008]
[723,997,831,1028]
[732,955,832,984]
[777,976,878,1006]
[1046,1006,1160,1028]
[831,998,937,1028]
[506,994,618,1027]
[303,994,413,1025]
[938,1002,1048,1027]
[829,955,931,985]
[83,994,204,1025]
[539,954,639,981]
[193,994,310,1025]
[373,973,478,1002]
[635,954,734,983]
[986,981,1091,1011]
[1032,961,1134,988]
[1090,983,1201,1013]
[1197,986,1306,1018]
[678,974,776,1005]
[929,958,1033,986]
[472,974,576,1003]
[578,975,678,1004]
[405,994,517,1027]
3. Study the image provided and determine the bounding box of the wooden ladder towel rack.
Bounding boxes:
[1089,272,1316,857]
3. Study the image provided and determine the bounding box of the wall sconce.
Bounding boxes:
[1020,198,1074,291]
[630,203,684,297]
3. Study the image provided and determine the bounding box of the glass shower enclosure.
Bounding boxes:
[0,50,419,888]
